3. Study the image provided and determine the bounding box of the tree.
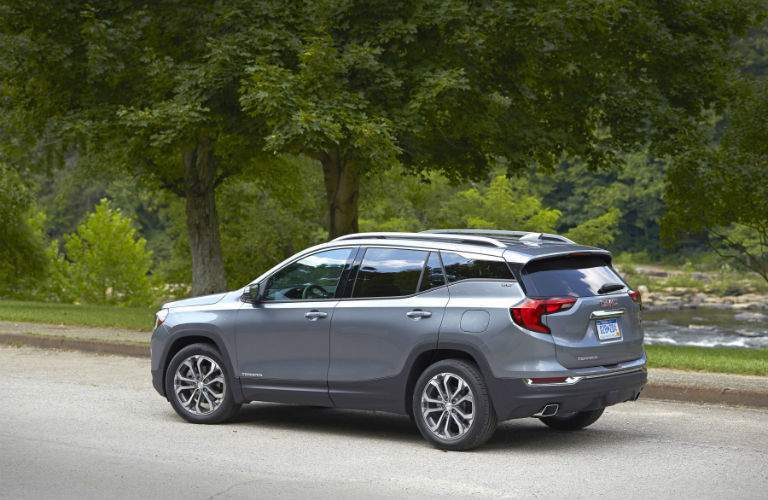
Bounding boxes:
[240,0,763,237]
[358,165,620,247]
[0,163,48,296]
[663,80,768,282]
[54,199,155,306]
[0,1,292,295]
[435,175,561,233]
[532,153,667,254]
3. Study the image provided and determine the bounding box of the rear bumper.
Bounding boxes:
[491,365,647,421]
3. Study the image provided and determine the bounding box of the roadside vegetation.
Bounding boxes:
[646,345,768,377]
[0,300,154,332]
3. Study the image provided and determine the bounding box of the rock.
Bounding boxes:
[734,311,768,322]
[732,302,759,310]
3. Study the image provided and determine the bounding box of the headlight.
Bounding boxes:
[154,308,169,329]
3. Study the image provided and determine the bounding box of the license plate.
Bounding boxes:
[596,318,622,341]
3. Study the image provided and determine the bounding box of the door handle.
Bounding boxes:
[304,310,328,321]
[406,309,432,320]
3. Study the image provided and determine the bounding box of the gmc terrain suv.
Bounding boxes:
[151,230,646,450]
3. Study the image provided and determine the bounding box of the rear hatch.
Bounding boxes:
[519,254,644,369]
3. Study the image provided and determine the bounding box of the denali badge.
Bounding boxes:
[599,298,619,308]
[577,355,598,361]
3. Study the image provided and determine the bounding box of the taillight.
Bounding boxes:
[510,298,576,334]
[629,290,641,304]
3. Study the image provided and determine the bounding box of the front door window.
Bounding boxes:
[263,248,353,301]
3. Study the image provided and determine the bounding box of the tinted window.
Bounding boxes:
[264,248,353,301]
[353,248,428,298]
[440,252,514,283]
[521,255,624,298]
[419,252,446,292]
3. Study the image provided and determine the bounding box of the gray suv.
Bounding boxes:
[151,230,646,450]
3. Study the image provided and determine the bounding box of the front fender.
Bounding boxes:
[151,324,243,404]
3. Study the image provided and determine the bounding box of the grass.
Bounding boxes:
[646,345,768,376]
[0,300,154,331]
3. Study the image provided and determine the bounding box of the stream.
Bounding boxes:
[643,308,768,349]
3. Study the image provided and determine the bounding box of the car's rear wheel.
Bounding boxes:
[412,359,497,451]
[165,343,241,424]
[539,408,604,431]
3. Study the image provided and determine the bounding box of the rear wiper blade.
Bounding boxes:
[597,283,625,294]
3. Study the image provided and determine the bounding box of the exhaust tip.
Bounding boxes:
[533,403,559,417]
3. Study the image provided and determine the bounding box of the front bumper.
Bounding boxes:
[152,368,165,397]
[491,366,647,421]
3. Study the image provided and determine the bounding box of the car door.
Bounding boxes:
[329,248,449,412]
[236,247,356,405]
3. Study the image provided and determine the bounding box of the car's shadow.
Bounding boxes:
[228,402,645,451]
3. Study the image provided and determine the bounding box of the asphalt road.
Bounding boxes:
[2,346,767,499]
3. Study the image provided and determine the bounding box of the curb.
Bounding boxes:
[0,333,149,358]
[1,333,766,409]
[642,383,768,409]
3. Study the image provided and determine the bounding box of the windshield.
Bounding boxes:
[520,255,625,298]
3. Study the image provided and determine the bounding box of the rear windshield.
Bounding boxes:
[520,255,624,298]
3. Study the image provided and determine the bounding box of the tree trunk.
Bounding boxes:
[321,154,359,238]
[184,137,228,296]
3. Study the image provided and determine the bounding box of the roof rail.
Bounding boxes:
[332,232,507,248]
[422,229,575,245]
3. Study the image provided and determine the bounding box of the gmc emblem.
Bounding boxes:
[599,298,619,308]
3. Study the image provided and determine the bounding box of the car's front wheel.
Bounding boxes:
[412,359,497,451]
[539,408,604,431]
[165,343,241,424]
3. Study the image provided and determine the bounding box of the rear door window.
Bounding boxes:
[440,251,514,283]
[521,255,624,298]
[353,248,428,298]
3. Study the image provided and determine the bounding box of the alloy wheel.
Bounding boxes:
[173,354,226,415]
[420,372,475,440]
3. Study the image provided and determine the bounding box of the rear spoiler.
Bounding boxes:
[504,248,612,267]
[504,248,612,281]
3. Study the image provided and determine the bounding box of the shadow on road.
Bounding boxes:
[224,402,646,451]
[232,403,420,443]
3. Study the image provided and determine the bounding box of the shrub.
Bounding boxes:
[57,199,156,306]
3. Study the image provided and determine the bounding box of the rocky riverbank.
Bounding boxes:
[640,285,768,312]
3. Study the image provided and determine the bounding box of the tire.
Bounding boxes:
[165,343,241,424]
[412,359,497,451]
[539,408,604,431]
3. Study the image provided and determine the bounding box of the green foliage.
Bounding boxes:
[359,166,626,243]
[217,156,328,287]
[533,153,667,253]
[663,78,768,282]
[564,208,621,247]
[1,0,767,294]
[0,164,48,296]
[54,199,156,306]
[438,176,561,232]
